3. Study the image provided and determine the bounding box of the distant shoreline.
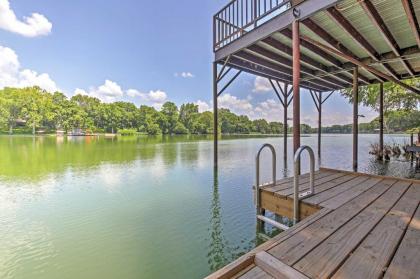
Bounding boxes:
[0,132,410,137]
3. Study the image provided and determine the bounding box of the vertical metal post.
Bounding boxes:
[283,83,288,164]
[410,133,414,163]
[379,83,384,160]
[353,66,359,172]
[292,20,301,157]
[318,91,322,158]
[213,62,218,168]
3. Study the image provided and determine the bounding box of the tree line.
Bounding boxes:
[0,86,418,136]
[0,87,285,135]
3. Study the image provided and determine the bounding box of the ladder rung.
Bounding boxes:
[257,215,290,231]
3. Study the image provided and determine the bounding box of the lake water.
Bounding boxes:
[0,134,418,279]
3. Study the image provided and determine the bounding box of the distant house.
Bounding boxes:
[56,130,65,136]
[68,128,85,136]
[15,119,26,127]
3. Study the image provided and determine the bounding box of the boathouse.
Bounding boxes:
[209,0,420,278]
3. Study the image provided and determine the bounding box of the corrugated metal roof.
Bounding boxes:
[373,0,416,49]
[215,0,420,91]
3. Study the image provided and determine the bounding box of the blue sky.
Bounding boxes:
[0,0,377,126]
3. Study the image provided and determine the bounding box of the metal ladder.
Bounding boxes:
[255,144,316,232]
[293,145,316,225]
[255,144,290,231]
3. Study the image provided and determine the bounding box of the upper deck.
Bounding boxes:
[213,0,420,92]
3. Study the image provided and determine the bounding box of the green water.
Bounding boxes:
[0,134,417,279]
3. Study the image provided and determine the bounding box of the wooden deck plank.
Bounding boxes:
[236,266,273,279]
[302,175,372,206]
[267,178,395,266]
[384,194,420,279]
[260,191,321,219]
[319,178,392,210]
[263,170,336,193]
[231,264,257,279]
[264,170,328,188]
[208,169,420,279]
[293,180,410,279]
[284,173,362,199]
[277,172,352,197]
[255,252,309,279]
[332,183,420,279]
[204,208,333,279]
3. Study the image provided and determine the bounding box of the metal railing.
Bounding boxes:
[213,0,291,51]
[255,143,276,213]
[293,145,315,224]
[255,144,290,232]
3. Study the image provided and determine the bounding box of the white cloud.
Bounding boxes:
[74,80,123,103]
[74,88,87,96]
[253,98,283,121]
[0,45,59,92]
[0,0,52,37]
[218,93,254,115]
[195,100,211,112]
[253,76,272,93]
[174,72,195,78]
[126,89,140,98]
[126,88,167,109]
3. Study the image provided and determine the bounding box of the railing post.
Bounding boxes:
[213,15,216,51]
[293,146,315,225]
[254,0,258,27]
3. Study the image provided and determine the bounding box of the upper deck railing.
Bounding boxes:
[213,0,292,51]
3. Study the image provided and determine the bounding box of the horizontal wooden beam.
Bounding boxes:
[326,7,399,79]
[327,7,378,59]
[298,21,373,84]
[263,35,356,85]
[246,45,349,88]
[226,56,332,92]
[360,0,415,76]
[302,18,389,82]
[301,35,420,95]
[234,51,337,91]
[401,0,420,49]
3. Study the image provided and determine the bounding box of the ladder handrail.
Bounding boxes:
[255,143,276,212]
[293,145,315,225]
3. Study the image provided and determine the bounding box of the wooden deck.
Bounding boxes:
[206,168,420,279]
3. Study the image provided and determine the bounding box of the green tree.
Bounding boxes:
[160,102,179,134]
[195,111,213,134]
[179,103,199,132]
[253,119,270,134]
[173,122,188,134]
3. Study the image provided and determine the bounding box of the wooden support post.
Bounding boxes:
[213,62,218,168]
[353,66,359,172]
[379,83,384,160]
[292,20,301,158]
[318,92,322,158]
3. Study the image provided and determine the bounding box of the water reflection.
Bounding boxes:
[207,166,259,272]
[207,167,227,271]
